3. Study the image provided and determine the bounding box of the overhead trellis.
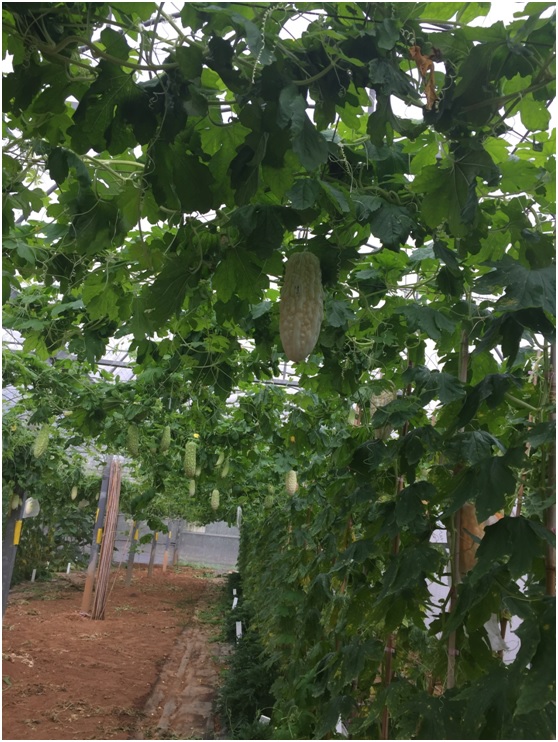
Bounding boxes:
[2,2,556,739]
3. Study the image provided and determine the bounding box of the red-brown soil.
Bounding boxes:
[2,565,231,740]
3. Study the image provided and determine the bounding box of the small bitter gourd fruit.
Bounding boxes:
[184,441,197,478]
[215,451,225,469]
[127,425,139,457]
[220,458,230,478]
[264,494,274,509]
[285,470,297,495]
[279,251,324,362]
[32,426,50,459]
[70,486,78,501]
[188,479,196,497]
[211,489,220,510]
[160,425,171,453]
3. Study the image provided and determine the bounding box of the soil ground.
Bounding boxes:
[2,564,232,740]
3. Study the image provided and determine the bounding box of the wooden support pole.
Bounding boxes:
[446,330,469,690]
[147,532,158,577]
[172,520,182,568]
[91,459,122,620]
[545,342,556,597]
[125,520,137,587]
[81,457,111,614]
[162,523,172,573]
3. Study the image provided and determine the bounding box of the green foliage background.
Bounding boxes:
[2,2,555,738]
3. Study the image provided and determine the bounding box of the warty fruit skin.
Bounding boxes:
[279,252,324,363]
[184,441,197,478]
[285,469,298,496]
[32,426,50,459]
[211,489,220,510]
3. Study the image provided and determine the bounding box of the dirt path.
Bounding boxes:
[2,566,231,740]
[137,581,232,740]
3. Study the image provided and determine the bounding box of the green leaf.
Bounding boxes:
[81,280,120,322]
[99,27,130,60]
[369,202,414,247]
[110,3,157,21]
[447,457,516,520]
[319,181,351,213]
[379,545,444,598]
[174,154,215,212]
[519,93,551,131]
[70,62,137,154]
[475,517,549,579]
[144,256,192,324]
[287,179,321,209]
[353,194,382,221]
[325,299,355,328]
[526,421,556,448]
[475,257,556,316]
[443,431,505,466]
[412,144,498,235]
[398,305,456,341]
[403,365,466,404]
[292,117,329,171]
[376,18,400,51]
[175,45,203,78]
[514,601,555,715]
[454,374,520,429]
[213,250,267,304]
[395,482,431,533]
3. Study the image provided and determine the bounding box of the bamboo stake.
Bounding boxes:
[91,459,122,620]
[147,532,158,577]
[545,342,556,597]
[125,520,137,587]
[380,368,412,740]
[172,520,182,568]
[446,330,469,690]
[380,529,401,740]
[162,523,172,573]
[81,457,111,614]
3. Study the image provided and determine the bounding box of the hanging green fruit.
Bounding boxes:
[285,470,298,495]
[127,425,139,457]
[211,489,220,510]
[160,425,171,453]
[32,426,50,459]
[279,251,324,362]
[184,441,197,478]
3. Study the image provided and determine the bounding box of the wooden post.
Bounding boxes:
[125,520,138,587]
[447,330,469,690]
[2,487,27,618]
[147,532,158,577]
[162,523,173,573]
[81,457,111,614]
[91,459,122,620]
[172,520,182,568]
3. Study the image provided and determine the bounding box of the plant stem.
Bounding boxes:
[504,392,540,415]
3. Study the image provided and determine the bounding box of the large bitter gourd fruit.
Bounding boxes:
[279,252,324,362]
